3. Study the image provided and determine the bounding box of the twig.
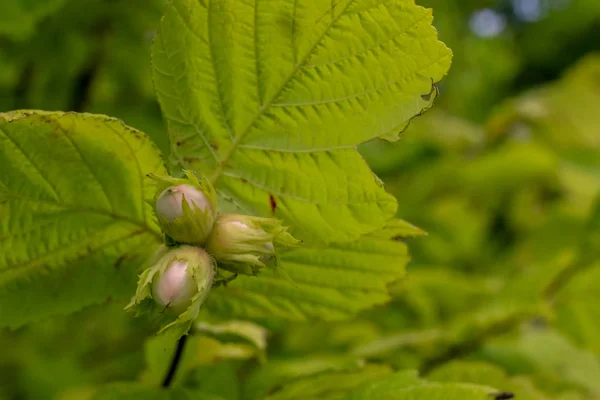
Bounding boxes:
[162,335,188,388]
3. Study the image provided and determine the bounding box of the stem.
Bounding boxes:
[162,334,188,388]
[543,254,595,302]
[419,313,529,375]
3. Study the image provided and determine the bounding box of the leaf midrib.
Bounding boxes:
[209,0,358,184]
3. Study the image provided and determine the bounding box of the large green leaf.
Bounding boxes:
[204,221,410,320]
[0,111,166,327]
[153,0,451,242]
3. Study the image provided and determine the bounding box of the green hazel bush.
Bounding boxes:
[2,0,600,399]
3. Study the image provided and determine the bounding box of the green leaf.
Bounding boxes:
[585,196,600,258]
[429,361,508,385]
[482,328,600,397]
[195,320,268,354]
[351,256,564,362]
[266,364,392,400]
[245,355,367,399]
[153,0,451,242]
[349,260,567,369]
[204,222,410,320]
[60,382,215,400]
[346,370,423,399]
[348,379,497,400]
[458,142,558,195]
[374,218,427,239]
[0,111,166,327]
[387,267,500,327]
[346,370,500,400]
[427,361,549,400]
[488,53,600,153]
[554,262,600,355]
[249,365,498,400]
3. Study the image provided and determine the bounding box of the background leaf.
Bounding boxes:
[427,361,549,400]
[348,380,497,400]
[0,111,166,327]
[0,0,68,40]
[265,364,392,400]
[60,382,214,400]
[247,365,498,400]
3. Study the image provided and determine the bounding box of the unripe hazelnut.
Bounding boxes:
[155,184,216,245]
[206,214,298,275]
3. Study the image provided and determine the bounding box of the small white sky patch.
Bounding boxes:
[469,9,507,38]
[512,0,544,22]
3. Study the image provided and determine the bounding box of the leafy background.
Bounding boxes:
[1,0,600,399]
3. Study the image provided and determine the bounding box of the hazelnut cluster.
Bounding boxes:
[125,171,298,335]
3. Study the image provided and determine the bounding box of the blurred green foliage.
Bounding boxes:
[0,0,169,155]
[1,0,600,399]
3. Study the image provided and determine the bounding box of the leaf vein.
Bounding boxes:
[0,125,62,202]
[271,52,450,107]
[238,143,355,152]
[60,121,114,212]
[254,0,263,105]
[207,0,236,141]
[282,259,406,274]
[103,122,147,223]
[223,171,389,206]
[302,8,431,69]
[158,20,221,164]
